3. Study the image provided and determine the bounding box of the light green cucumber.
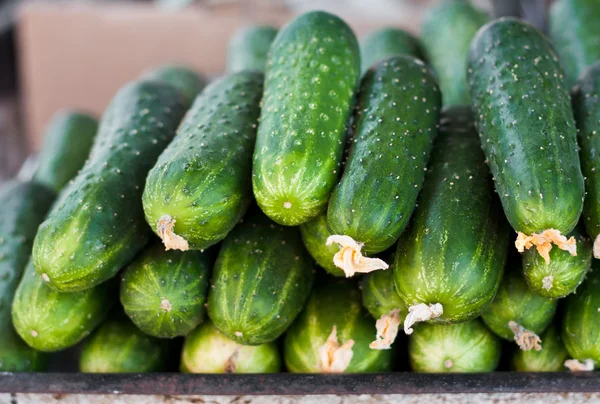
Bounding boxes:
[227,25,278,73]
[360,27,423,73]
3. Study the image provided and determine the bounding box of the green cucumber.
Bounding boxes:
[33,111,98,193]
[360,27,423,74]
[327,55,440,266]
[467,18,584,260]
[572,61,600,259]
[408,319,501,373]
[226,25,278,73]
[523,225,592,298]
[120,241,211,338]
[207,213,314,345]
[361,266,406,320]
[143,65,207,107]
[393,106,509,330]
[299,212,343,276]
[12,261,114,352]
[562,266,600,367]
[512,325,569,372]
[181,321,281,373]
[481,267,558,350]
[421,0,488,106]
[80,313,169,373]
[143,71,263,251]
[253,11,360,226]
[33,79,187,292]
[549,0,600,89]
[284,278,393,373]
[0,328,47,372]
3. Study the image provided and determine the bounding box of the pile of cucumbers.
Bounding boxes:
[0,0,599,375]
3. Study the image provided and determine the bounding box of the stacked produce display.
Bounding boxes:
[0,0,599,375]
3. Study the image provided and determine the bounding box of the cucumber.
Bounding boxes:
[33,79,187,291]
[143,71,263,252]
[393,106,509,332]
[572,61,600,259]
[549,0,600,89]
[421,0,488,106]
[408,319,501,373]
[284,278,393,373]
[80,313,169,373]
[12,261,114,352]
[299,212,343,276]
[0,328,47,372]
[181,321,281,373]
[481,267,558,351]
[143,65,207,107]
[512,325,569,372]
[562,265,600,368]
[120,241,210,338]
[523,225,592,298]
[33,111,98,193]
[207,213,314,345]
[253,11,360,226]
[226,25,278,73]
[360,27,423,74]
[467,18,585,261]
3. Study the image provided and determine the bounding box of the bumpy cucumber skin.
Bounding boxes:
[328,56,440,254]
[253,11,360,226]
[512,325,569,371]
[393,106,509,323]
[227,25,278,73]
[562,266,600,364]
[467,18,584,235]
[572,62,600,244]
[120,242,211,338]
[33,80,186,292]
[207,213,314,345]
[421,0,488,106]
[80,314,168,373]
[549,0,600,89]
[0,328,47,372]
[481,268,558,341]
[409,319,501,373]
[523,225,591,298]
[181,321,281,373]
[143,65,207,107]
[360,27,423,74]
[33,111,98,193]
[299,213,344,277]
[360,267,406,319]
[144,72,263,251]
[12,261,114,352]
[284,278,393,373]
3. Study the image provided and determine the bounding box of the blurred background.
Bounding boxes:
[0,0,548,183]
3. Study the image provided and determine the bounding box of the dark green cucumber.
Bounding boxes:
[143,65,207,107]
[327,55,441,257]
[226,25,278,73]
[361,265,406,320]
[523,225,592,298]
[0,328,47,372]
[393,106,509,327]
[562,266,600,365]
[421,0,488,106]
[408,319,501,373]
[512,325,569,372]
[549,0,600,89]
[120,241,210,338]
[33,80,186,291]
[143,71,263,251]
[253,11,360,226]
[299,212,344,276]
[181,321,281,373]
[572,62,600,258]
[207,213,314,345]
[360,27,423,74]
[33,111,98,193]
[467,18,584,247]
[12,261,114,352]
[284,278,393,373]
[80,313,168,373]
